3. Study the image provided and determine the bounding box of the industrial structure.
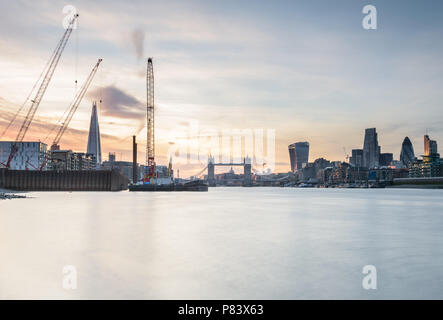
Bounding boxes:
[0,15,128,191]
[1,59,103,172]
[3,14,79,169]
[145,58,155,182]
[102,154,144,183]
[46,59,102,171]
[132,136,137,184]
[0,15,102,172]
[0,168,128,191]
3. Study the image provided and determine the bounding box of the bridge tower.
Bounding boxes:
[208,156,216,186]
[243,156,252,186]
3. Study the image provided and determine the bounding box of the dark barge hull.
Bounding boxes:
[0,168,128,191]
[129,181,208,192]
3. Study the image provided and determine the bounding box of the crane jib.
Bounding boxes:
[52,59,102,147]
[5,14,79,169]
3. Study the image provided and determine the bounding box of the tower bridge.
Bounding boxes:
[207,156,252,187]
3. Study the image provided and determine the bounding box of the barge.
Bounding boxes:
[129,180,208,192]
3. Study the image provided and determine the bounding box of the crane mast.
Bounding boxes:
[145,57,155,180]
[5,14,78,169]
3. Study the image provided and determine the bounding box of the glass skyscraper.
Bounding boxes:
[86,101,102,168]
[363,128,380,168]
[400,136,415,167]
[350,149,363,167]
[424,134,438,156]
[288,142,309,172]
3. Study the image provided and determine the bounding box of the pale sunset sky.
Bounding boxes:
[1,0,443,176]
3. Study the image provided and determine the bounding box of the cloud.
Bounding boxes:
[87,86,145,120]
[132,28,145,61]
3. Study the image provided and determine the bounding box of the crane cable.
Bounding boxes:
[43,21,80,143]
[74,18,78,93]
[0,40,59,139]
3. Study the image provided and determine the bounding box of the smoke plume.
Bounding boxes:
[132,28,145,61]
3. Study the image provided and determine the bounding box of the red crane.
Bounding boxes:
[144,57,156,182]
[4,14,79,169]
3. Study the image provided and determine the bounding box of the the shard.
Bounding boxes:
[86,101,102,168]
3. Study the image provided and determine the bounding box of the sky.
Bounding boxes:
[1,0,443,176]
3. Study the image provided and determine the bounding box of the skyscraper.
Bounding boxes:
[400,137,415,167]
[350,149,363,167]
[379,153,393,167]
[288,142,309,172]
[86,101,102,167]
[288,144,296,172]
[363,128,380,168]
[409,135,441,177]
[424,134,438,156]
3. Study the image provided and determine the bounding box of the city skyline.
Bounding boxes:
[1,1,443,176]
[2,1,443,304]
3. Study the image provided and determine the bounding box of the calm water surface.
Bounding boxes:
[1,188,443,299]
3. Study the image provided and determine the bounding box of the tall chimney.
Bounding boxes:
[132,135,137,184]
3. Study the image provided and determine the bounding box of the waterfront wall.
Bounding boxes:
[389,177,443,189]
[0,169,128,191]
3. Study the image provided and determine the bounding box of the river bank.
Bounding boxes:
[0,189,26,200]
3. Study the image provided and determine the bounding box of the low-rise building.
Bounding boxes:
[409,135,442,178]
[0,141,48,170]
[49,150,95,171]
[409,154,442,178]
[102,160,144,182]
[379,153,393,167]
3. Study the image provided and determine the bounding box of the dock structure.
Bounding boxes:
[0,169,128,191]
[389,177,443,189]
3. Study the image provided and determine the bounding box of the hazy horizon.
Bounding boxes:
[1,0,442,176]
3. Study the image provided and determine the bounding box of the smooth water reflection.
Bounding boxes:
[1,188,443,299]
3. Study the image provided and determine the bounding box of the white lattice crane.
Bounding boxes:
[4,14,79,169]
[38,59,102,170]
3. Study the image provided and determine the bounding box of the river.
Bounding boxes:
[1,188,443,299]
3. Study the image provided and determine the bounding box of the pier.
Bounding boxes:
[0,169,128,191]
[388,177,443,189]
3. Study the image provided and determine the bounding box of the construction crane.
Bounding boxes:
[25,160,38,171]
[38,59,102,170]
[343,147,350,162]
[51,59,102,150]
[144,57,155,182]
[4,14,79,169]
